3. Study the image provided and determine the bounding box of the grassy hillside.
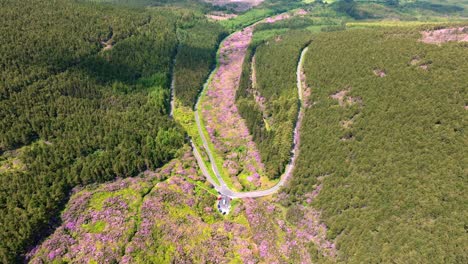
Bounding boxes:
[0,0,222,262]
[286,25,467,263]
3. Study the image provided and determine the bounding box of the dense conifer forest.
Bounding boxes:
[0,0,222,261]
[173,19,227,107]
[237,29,312,179]
[285,26,467,263]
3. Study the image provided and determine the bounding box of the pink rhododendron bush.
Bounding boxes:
[28,151,334,263]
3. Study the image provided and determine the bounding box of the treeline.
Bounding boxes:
[331,0,467,20]
[285,26,467,262]
[220,0,305,32]
[254,16,342,31]
[173,14,227,107]
[0,0,223,262]
[237,30,312,179]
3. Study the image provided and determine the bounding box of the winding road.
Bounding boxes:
[192,40,310,199]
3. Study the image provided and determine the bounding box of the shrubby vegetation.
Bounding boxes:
[28,151,335,263]
[286,25,467,262]
[0,0,221,261]
[237,30,312,179]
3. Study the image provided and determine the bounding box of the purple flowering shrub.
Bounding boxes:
[243,195,336,263]
[200,13,299,191]
[28,151,335,263]
[28,179,146,263]
[201,26,270,191]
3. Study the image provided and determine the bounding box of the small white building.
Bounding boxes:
[217,195,231,215]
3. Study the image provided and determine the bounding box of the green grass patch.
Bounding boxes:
[189,177,219,197]
[88,188,141,211]
[238,173,253,191]
[220,8,276,32]
[252,28,288,44]
[196,103,237,190]
[173,99,199,141]
[173,98,220,186]
[82,220,107,234]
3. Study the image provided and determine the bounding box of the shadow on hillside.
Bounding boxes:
[406,2,464,14]
[78,55,141,85]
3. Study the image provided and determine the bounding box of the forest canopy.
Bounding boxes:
[285,25,467,263]
[0,0,223,262]
[237,29,312,179]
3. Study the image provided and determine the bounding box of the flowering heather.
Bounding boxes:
[295,9,308,16]
[300,59,313,108]
[200,13,293,190]
[243,194,336,262]
[201,13,298,189]
[28,181,144,264]
[27,14,334,262]
[201,25,267,190]
[263,13,291,24]
[28,149,335,263]
[27,152,200,263]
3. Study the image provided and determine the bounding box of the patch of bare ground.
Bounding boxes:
[0,150,26,173]
[373,68,386,77]
[419,63,430,70]
[409,56,431,70]
[330,88,363,108]
[340,132,354,141]
[420,27,468,44]
[330,89,348,105]
[100,38,114,51]
[340,119,353,129]
[206,12,238,21]
[410,56,421,65]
